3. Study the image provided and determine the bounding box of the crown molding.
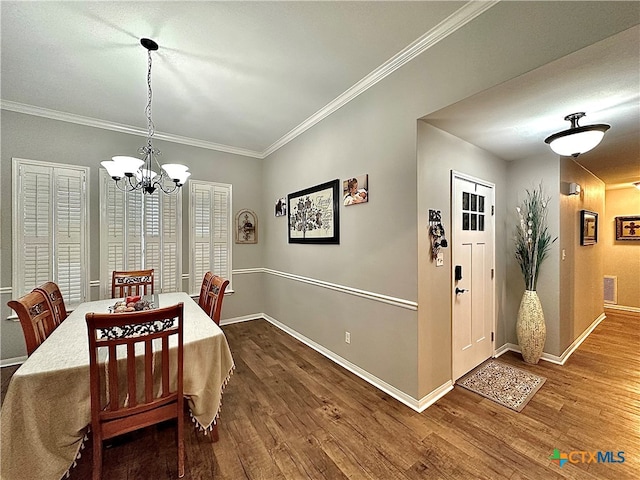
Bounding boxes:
[262,0,499,157]
[0,100,263,159]
[1,1,498,161]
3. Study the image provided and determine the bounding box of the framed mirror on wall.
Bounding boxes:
[580,210,598,246]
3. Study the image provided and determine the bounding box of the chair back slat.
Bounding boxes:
[127,343,137,408]
[108,344,119,412]
[111,269,155,299]
[86,303,184,478]
[203,275,230,325]
[33,281,68,327]
[7,290,57,356]
[145,340,154,403]
[198,272,214,311]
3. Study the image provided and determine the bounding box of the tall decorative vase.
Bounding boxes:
[516,290,546,364]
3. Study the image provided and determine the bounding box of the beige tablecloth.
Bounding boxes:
[0,292,234,480]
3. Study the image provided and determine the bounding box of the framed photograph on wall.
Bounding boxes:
[615,215,640,241]
[342,174,369,206]
[580,210,598,245]
[274,197,287,217]
[288,179,340,244]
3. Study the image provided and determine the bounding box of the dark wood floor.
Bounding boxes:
[2,311,638,479]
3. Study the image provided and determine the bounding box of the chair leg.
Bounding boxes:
[210,423,219,443]
[92,432,102,480]
[177,412,185,478]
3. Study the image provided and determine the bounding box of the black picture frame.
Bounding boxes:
[580,210,598,245]
[288,179,340,244]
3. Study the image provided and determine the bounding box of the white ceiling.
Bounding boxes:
[1,2,638,186]
[424,25,640,188]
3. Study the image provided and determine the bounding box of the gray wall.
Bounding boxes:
[505,154,561,355]
[259,1,639,398]
[1,110,263,360]
[417,122,508,397]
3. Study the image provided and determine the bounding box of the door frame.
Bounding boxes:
[450,170,497,379]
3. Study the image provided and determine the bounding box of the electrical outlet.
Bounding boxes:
[345,331,351,344]
[436,251,444,267]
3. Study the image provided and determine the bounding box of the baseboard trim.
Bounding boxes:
[220,314,262,326]
[1,356,27,368]
[416,381,454,412]
[604,304,640,315]
[495,313,606,366]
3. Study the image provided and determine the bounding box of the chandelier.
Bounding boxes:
[101,38,190,194]
[544,112,610,158]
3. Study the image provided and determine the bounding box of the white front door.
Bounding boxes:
[451,172,495,380]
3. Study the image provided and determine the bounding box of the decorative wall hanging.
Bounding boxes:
[288,179,340,244]
[615,215,640,241]
[274,197,287,217]
[235,209,257,244]
[428,209,448,260]
[342,174,368,206]
[580,210,598,245]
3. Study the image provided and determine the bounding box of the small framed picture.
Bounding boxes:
[342,174,368,206]
[580,210,598,245]
[615,216,640,241]
[274,197,287,217]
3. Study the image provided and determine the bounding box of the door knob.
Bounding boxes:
[455,287,469,295]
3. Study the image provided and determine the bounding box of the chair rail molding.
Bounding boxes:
[232,267,417,310]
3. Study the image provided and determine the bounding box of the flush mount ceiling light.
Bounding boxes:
[544,112,610,157]
[102,38,190,194]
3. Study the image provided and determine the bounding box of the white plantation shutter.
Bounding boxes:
[12,159,89,307]
[54,169,85,305]
[189,181,232,294]
[100,170,182,298]
[160,192,181,292]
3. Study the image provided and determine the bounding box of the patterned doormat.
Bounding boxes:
[456,359,546,412]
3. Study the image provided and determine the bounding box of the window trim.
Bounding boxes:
[11,157,90,306]
[188,180,233,295]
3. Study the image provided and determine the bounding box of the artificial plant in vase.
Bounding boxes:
[514,184,556,364]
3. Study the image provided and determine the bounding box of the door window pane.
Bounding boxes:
[463,212,469,230]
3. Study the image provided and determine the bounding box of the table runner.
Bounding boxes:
[0,292,234,480]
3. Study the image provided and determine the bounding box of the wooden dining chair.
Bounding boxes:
[203,275,229,325]
[7,290,57,356]
[34,281,68,327]
[197,271,214,312]
[111,269,154,298]
[86,303,185,480]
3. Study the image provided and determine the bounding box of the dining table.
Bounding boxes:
[0,291,235,480]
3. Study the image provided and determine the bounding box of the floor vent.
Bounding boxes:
[604,275,618,304]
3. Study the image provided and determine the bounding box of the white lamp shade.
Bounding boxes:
[135,168,158,181]
[176,171,191,185]
[101,160,125,178]
[161,163,189,181]
[112,156,144,175]
[548,130,605,156]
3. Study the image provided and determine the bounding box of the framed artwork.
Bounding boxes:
[580,210,598,245]
[288,179,340,244]
[615,215,640,241]
[274,197,287,217]
[235,209,257,244]
[342,174,369,206]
